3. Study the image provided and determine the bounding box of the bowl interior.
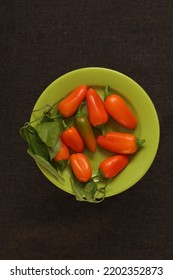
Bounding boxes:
[31,67,160,197]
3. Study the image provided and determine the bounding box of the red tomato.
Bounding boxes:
[58,85,87,117]
[97,132,145,154]
[61,126,85,153]
[99,155,129,178]
[70,153,92,182]
[86,88,108,127]
[54,141,70,161]
[105,93,137,129]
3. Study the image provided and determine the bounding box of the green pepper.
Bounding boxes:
[74,104,96,152]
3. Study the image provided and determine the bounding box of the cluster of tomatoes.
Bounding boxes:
[53,85,145,183]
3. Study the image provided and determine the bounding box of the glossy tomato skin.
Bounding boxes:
[54,141,70,161]
[105,94,137,129]
[86,88,108,127]
[70,153,92,182]
[99,155,129,178]
[97,132,138,154]
[61,127,84,153]
[58,85,87,118]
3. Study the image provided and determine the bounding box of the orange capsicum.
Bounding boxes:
[97,132,145,154]
[70,153,92,183]
[99,154,129,178]
[86,88,108,134]
[61,120,85,152]
[58,85,87,118]
[104,85,137,129]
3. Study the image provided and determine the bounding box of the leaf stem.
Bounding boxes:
[98,124,106,136]
[136,138,146,147]
[32,99,62,114]
[32,104,52,112]
[22,116,44,128]
[62,119,68,130]
[104,85,110,99]
[76,102,85,117]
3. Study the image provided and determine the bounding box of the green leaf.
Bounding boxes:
[40,115,55,123]
[93,178,112,202]
[83,181,97,201]
[47,137,62,159]
[35,119,62,148]
[70,173,106,203]
[70,174,86,201]
[20,124,35,143]
[27,150,64,183]
[20,125,49,160]
[53,160,69,172]
[20,124,64,184]
[93,187,105,202]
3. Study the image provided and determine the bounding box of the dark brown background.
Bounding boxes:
[1,0,173,259]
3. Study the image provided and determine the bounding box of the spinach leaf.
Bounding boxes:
[70,173,86,201]
[53,159,69,172]
[83,181,97,201]
[93,187,105,202]
[27,150,64,183]
[47,137,62,159]
[70,173,106,203]
[35,117,63,160]
[20,125,49,160]
[35,119,62,148]
[40,115,55,123]
[20,124,64,183]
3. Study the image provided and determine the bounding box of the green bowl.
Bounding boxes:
[30,67,160,197]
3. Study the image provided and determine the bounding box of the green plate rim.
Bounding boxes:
[30,67,160,197]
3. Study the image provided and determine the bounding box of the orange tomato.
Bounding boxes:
[99,155,129,178]
[61,126,85,153]
[105,93,137,129]
[86,88,108,127]
[70,153,92,183]
[97,132,145,154]
[54,141,70,162]
[58,85,87,117]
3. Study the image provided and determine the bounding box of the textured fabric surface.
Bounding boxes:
[0,0,173,260]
